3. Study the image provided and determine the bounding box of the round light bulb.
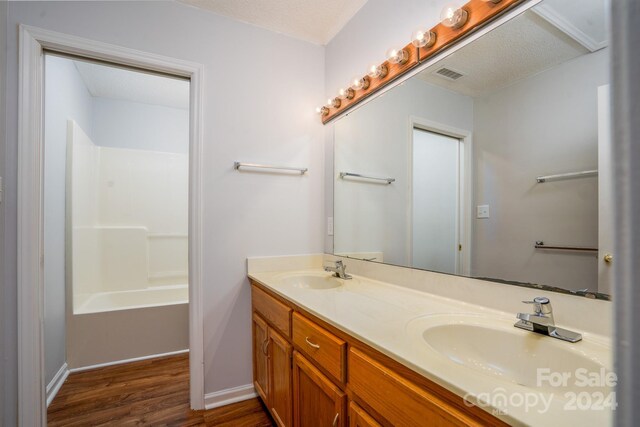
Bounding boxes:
[411,29,436,48]
[351,76,370,91]
[387,48,409,65]
[316,106,329,116]
[367,64,388,79]
[338,87,355,100]
[440,3,468,29]
[327,97,341,108]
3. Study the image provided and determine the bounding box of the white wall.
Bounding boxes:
[43,55,94,386]
[334,78,472,266]
[472,48,609,291]
[92,97,189,154]
[3,1,324,418]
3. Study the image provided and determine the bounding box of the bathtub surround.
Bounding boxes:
[69,121,189,308]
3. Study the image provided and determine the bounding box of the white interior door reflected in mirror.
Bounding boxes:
[411,128,461,274]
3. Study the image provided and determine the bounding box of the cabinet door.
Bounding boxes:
[269,328,292,427]
[253,313,269,404]
[349,402,381,427]
[293,351,346,427]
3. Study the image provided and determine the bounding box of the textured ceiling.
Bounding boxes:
[176,0,368,45]
[417,11,590,98]
[74,60,190,109]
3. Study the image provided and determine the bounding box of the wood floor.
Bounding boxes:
[47,354,274,426]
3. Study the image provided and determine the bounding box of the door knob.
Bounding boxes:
[604,254,613,264]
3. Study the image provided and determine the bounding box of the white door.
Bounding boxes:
[411,128,461,274]
[598,84,614,294]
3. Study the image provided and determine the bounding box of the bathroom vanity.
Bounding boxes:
[250,280,503,427]
[248,256,612,427]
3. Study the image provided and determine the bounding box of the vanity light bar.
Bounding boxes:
[317,0,521,123]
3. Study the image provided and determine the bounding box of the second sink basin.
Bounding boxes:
[406,314,612,395]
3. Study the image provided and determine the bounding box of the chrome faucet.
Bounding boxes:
[514,297,582,343]
[324,260,352,280]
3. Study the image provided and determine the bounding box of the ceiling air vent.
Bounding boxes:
[434,67,465,81]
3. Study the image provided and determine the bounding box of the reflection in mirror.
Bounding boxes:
[334,0,610,298]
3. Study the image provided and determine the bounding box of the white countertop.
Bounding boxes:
[249,268,613,427]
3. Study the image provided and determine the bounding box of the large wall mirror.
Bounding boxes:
[333,0,611,299]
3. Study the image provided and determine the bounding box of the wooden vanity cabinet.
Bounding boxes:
[252,313,270,404]
[269,328,293,426]
[251,282,295,426]
[251,282,506,427]
[292,351,347,427]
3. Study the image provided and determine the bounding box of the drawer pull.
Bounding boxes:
[332,413,339,427]
[262,339,269,355]
[305,337,320,349]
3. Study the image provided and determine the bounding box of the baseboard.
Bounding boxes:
[46,363,69,407]
[204,384,257,410]
[69,349,189,373]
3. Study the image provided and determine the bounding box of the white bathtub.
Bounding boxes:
[74,284,189,315]
[68,284,189,369]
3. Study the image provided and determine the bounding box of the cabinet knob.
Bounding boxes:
[604,254,613,264]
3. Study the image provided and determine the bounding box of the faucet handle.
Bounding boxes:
[522,297,551,315]
[522,297,549,305]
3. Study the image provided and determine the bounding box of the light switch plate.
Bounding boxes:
[477,205,490,219]
[327,217,334,236]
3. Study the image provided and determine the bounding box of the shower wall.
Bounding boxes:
[70,120,189,309]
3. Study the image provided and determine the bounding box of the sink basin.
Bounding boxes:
[406,314,612,395]
[274,272,350,290]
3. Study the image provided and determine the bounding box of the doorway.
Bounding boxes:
[411,128,461,274]
[18,27,204,425]
[43,53,191,400]
[408,119,471,276]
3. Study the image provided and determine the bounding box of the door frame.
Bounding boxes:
[18,25,205,425]
[407,116,472,275]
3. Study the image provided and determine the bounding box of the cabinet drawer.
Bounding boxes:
[349,348,485,427]
[292,313,346,383]
[252,285,292,338]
